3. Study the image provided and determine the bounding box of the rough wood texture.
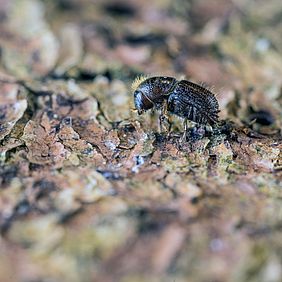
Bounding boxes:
[0,1,281,282]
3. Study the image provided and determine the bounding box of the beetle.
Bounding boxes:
[132,76,220,140]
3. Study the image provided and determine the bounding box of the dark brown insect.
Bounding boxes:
[132,76,220,139]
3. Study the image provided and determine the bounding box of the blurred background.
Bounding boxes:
[0,0,281,282]
[1,0,282,128]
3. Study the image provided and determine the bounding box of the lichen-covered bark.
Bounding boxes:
[0,1,281,282]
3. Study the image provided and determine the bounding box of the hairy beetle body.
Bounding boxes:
[167,80,219,125]
[132,76,220,139]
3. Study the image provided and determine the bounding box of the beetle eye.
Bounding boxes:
[134,90,154,112]
[134,91,143,106]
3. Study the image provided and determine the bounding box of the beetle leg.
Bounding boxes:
[180,118,188,143]
[158,114,163,132]
[159,102,169,133]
